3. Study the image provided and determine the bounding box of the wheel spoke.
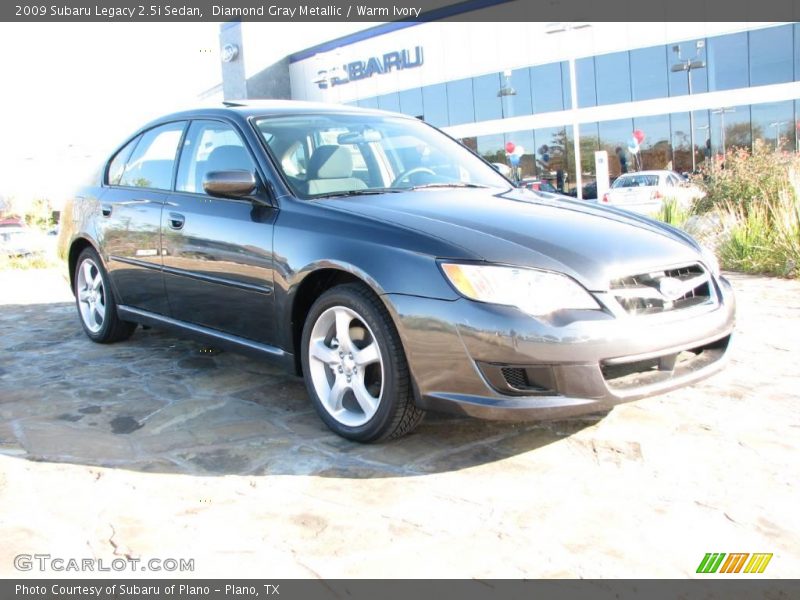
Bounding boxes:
[351,378,378,418]
[95,298,106,319]
[310,339,338,366]
[326,377,348,414]
[334,309,353,351]
[82,261,94,286]
[78,289,91,302]
[354,342,380,367]
[92,272,103,290]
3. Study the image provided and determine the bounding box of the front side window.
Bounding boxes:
[118,122,185,190]
[176,120,256,194]
[254,113,510,198]
[613,174,659,188]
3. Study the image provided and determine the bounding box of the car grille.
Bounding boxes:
[609,264,716,315]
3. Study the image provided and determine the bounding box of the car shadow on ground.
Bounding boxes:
[0,301,606,479]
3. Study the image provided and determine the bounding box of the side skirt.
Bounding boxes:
[117,305,295,373]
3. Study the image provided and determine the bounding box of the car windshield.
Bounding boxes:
[612,174,660,188]
[254,113,510,198]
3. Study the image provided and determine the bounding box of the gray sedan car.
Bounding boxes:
[59,101,735,442]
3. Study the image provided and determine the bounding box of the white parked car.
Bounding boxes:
[0,226,46,257]
[600,170,704,215]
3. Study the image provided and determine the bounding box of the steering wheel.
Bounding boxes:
[391,167,436,188]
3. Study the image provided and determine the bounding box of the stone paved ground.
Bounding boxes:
[0,268,798,578]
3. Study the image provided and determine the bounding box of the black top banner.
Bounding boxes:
[3,0,800,22]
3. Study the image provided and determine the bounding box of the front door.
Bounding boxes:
[161,119,277,344]
[101,121,186,314]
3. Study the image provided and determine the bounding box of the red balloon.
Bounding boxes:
[633,129,645,143]
[505,141,515,154]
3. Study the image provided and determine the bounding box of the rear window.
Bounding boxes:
[612,174,659,188]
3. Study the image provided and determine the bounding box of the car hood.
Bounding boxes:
[320,187,703,291]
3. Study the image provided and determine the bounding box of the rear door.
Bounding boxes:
[161,119,277,344]
[101,121,186,314]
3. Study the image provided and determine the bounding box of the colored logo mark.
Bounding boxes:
[696,553,773,574]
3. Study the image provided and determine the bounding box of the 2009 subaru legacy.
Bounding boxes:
[59,101,735,442]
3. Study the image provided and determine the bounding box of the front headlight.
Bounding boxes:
[700,245,721,277]
[440,262,600,316]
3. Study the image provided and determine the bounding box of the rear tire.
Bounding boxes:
[301,283,425,442]
[74,247,136,343]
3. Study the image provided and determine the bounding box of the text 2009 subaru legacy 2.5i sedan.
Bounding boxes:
[58,101,735,442]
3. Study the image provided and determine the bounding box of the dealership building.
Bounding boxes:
[218,18,800,195]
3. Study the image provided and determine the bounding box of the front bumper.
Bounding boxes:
[385,275,735,420]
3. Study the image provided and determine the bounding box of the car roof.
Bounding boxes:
[150,100,409,125]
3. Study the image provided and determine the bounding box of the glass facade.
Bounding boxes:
[343,24,799,190]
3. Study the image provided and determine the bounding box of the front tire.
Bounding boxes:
[301,284,425,442]
[74,247,136,343]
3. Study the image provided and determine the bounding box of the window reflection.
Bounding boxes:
[631,46,668,101]
[598,119,634,177]
[707,32,748,92]
[531,62,567,113]
[750,25,793,87]
[751,101,795,151]
[422,83,448,127]
[633,115,672,170]
[575,57,596,108]
[595,51,631,105]
[473,73,502,122]
[447,78,475,125]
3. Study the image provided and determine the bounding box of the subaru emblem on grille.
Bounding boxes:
[658,277,688,301]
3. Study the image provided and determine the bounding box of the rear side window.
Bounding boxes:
[106,137,139,185]
[118,122,186,190]
[176,120,256,194]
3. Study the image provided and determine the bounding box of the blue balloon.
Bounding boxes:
[510,154,520,166]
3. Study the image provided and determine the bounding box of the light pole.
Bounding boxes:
[711,107,735,156]
[671,41,706,173]
[769,121,788,150]
[547,22,591,199]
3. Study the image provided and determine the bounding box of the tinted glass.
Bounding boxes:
[598,118,634,177]
[357,97,378,109]
[579,122,599,182]
[534,126,569,191]
[633,114,672,170]
[707,32,748,91]
[531,62,566,113]
[668,40,708,95]
[399,88,423,118]
[575,57,596,108]
[749,25,793,87]
[503,68,532,118]
[670,111,710,172]
[710,105,751,152]
[612,174,659,188]
[631,45,669,101]
[504,130,535,179]
[377,93,401,112]
[422,83,448,127]
[176,120,255,194]
[595,51,631,105]
[476,133,504,164]
[118,122,184,190]
[254,114,510,198]
[107,136,139,185]
[751,100,794,151]
[447,78,475,125]
[473,73,502,122]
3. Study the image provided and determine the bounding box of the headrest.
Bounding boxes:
[307,145,353,179]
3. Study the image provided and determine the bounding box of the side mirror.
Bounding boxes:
[203,170,257,198]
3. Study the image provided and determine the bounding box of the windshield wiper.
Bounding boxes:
[315,188,404,199]
[407,182,489,191]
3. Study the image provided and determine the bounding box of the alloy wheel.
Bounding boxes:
[76,258,106,333]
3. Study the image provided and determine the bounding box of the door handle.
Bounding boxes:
[101,204,112,217]
[168,212,185,230]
